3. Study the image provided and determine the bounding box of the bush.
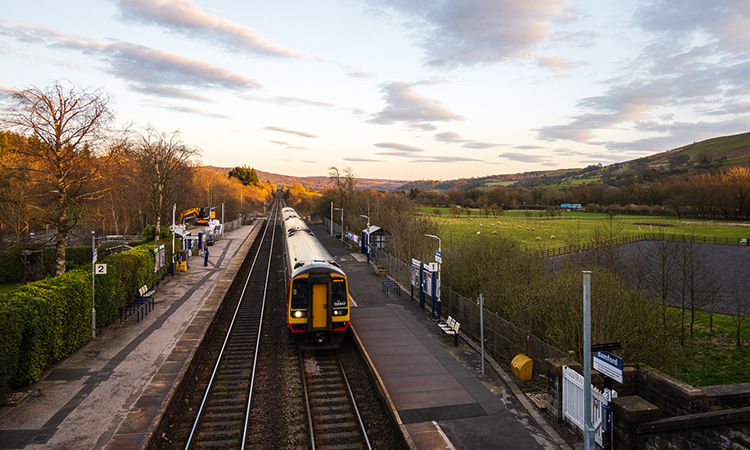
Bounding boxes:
[0,238,172,403]
[141,225,171,242]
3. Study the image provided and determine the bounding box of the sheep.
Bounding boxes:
[535,237,541,241]
[479,223,483,227]
[532,227,535,231]
[504,223,508,226]
[550,235,556,239]
[492,231,497,235]
[477,231,481,235]
[526,227,530,231]
[518,225,521,229]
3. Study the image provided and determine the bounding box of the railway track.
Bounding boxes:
[157,201,280,450]
[301,350,372,450]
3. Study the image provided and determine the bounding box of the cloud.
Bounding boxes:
[374,142,426,157]
[242,94,366,115]
[499,152,550,163]
[412,155,483,163]
[537,1,750,151]
[265,126,319,138]
[515,145,546,150]
[131,85,214,101]
[434,131,465,143]
[157,103,230,119]
[367,0,571,67]
[434,131,501,149]
[115,0,311,59]
[270,140,309,150]
[368,81,464,128]
[344,157,383,162]
[0,19,261,92]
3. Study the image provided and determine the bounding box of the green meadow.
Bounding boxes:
[421,207,750,249]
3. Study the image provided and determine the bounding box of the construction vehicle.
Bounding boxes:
[179,207,215,226]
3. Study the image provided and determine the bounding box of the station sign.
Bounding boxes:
[435,251,442,263]
[593,351,623,383]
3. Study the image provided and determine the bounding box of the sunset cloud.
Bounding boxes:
[270,140,309,150]
[369,81,464,129]
[115,0,311,59]
[265,126,319,139]
[0,20,261,91]
[367,0,571,67]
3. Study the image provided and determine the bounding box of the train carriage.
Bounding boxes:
[282,207,350,349]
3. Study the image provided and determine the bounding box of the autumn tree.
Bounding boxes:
[228,165,260,186]
[132,127,200,240]
[1,81,116,275]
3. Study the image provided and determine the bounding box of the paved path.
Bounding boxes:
[0,224,257,450]
[313,225,581,450]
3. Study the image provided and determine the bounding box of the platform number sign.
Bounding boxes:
[95,264,107,275]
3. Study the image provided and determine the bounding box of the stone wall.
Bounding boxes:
[545,358,750,450]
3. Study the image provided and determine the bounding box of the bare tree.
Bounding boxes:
[591,212,624,270]
[729,282,750,348]
[675,239,716,344]
[628,229,681,327]
[132,127,200,240]
[1,81,116,275]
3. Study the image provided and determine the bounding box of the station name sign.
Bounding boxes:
[593,351,623,383]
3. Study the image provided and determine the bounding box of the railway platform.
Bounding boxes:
[314,225,582,450]
[0,222,260,450]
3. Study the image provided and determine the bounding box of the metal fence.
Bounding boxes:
[371,251,566,377]
[532,233,748,259]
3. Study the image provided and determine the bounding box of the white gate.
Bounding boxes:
[562,366,607,446]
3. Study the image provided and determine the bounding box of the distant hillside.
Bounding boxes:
[203,166,407,191]
[399,131,750,192]
[205,132,750,193]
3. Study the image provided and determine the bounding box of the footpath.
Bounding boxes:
[0,223,257,450]
[313,225,583,450]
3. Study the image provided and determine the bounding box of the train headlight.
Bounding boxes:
[294,311,303,318]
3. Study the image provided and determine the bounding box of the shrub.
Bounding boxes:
[0,238,171,403]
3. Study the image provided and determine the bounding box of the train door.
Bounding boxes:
[309,275,331,329]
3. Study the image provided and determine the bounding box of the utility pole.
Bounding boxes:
[583,271,594,450]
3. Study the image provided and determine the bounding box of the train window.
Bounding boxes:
[291,279,307,309]
[332,279,347,308]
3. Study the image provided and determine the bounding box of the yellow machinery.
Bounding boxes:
[179,207,215,226]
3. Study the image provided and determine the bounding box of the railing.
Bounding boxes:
[532,233,749,259]
[369,251,566,378]
[562,366,606,446]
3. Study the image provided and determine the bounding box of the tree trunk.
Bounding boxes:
[55,217,67,276]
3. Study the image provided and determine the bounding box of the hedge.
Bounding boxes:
[0,246,93,284]
[0,238,173,403]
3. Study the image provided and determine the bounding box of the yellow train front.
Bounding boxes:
[283,207,350,349]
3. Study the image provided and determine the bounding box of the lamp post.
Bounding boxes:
[334,207,344,242]
[330,202,334,236]
[424,234,442,319]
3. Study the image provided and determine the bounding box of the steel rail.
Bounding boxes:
[184,198,280,449]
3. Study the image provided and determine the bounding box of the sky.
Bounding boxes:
[1,0,750,181]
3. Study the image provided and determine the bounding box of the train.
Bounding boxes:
[282,207,350,349]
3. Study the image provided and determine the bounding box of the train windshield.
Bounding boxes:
[332,279,347,308]
[291,278,307,309]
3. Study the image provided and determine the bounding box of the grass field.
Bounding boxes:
[671,309,750,386]
[419,207,750,386]
[420,207,750,249]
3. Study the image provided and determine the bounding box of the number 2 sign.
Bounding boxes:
[95,264,107,275]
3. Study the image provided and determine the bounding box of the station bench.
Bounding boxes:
[437,316,460,346]
[119,285,156,324]
[381,279,401,297]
